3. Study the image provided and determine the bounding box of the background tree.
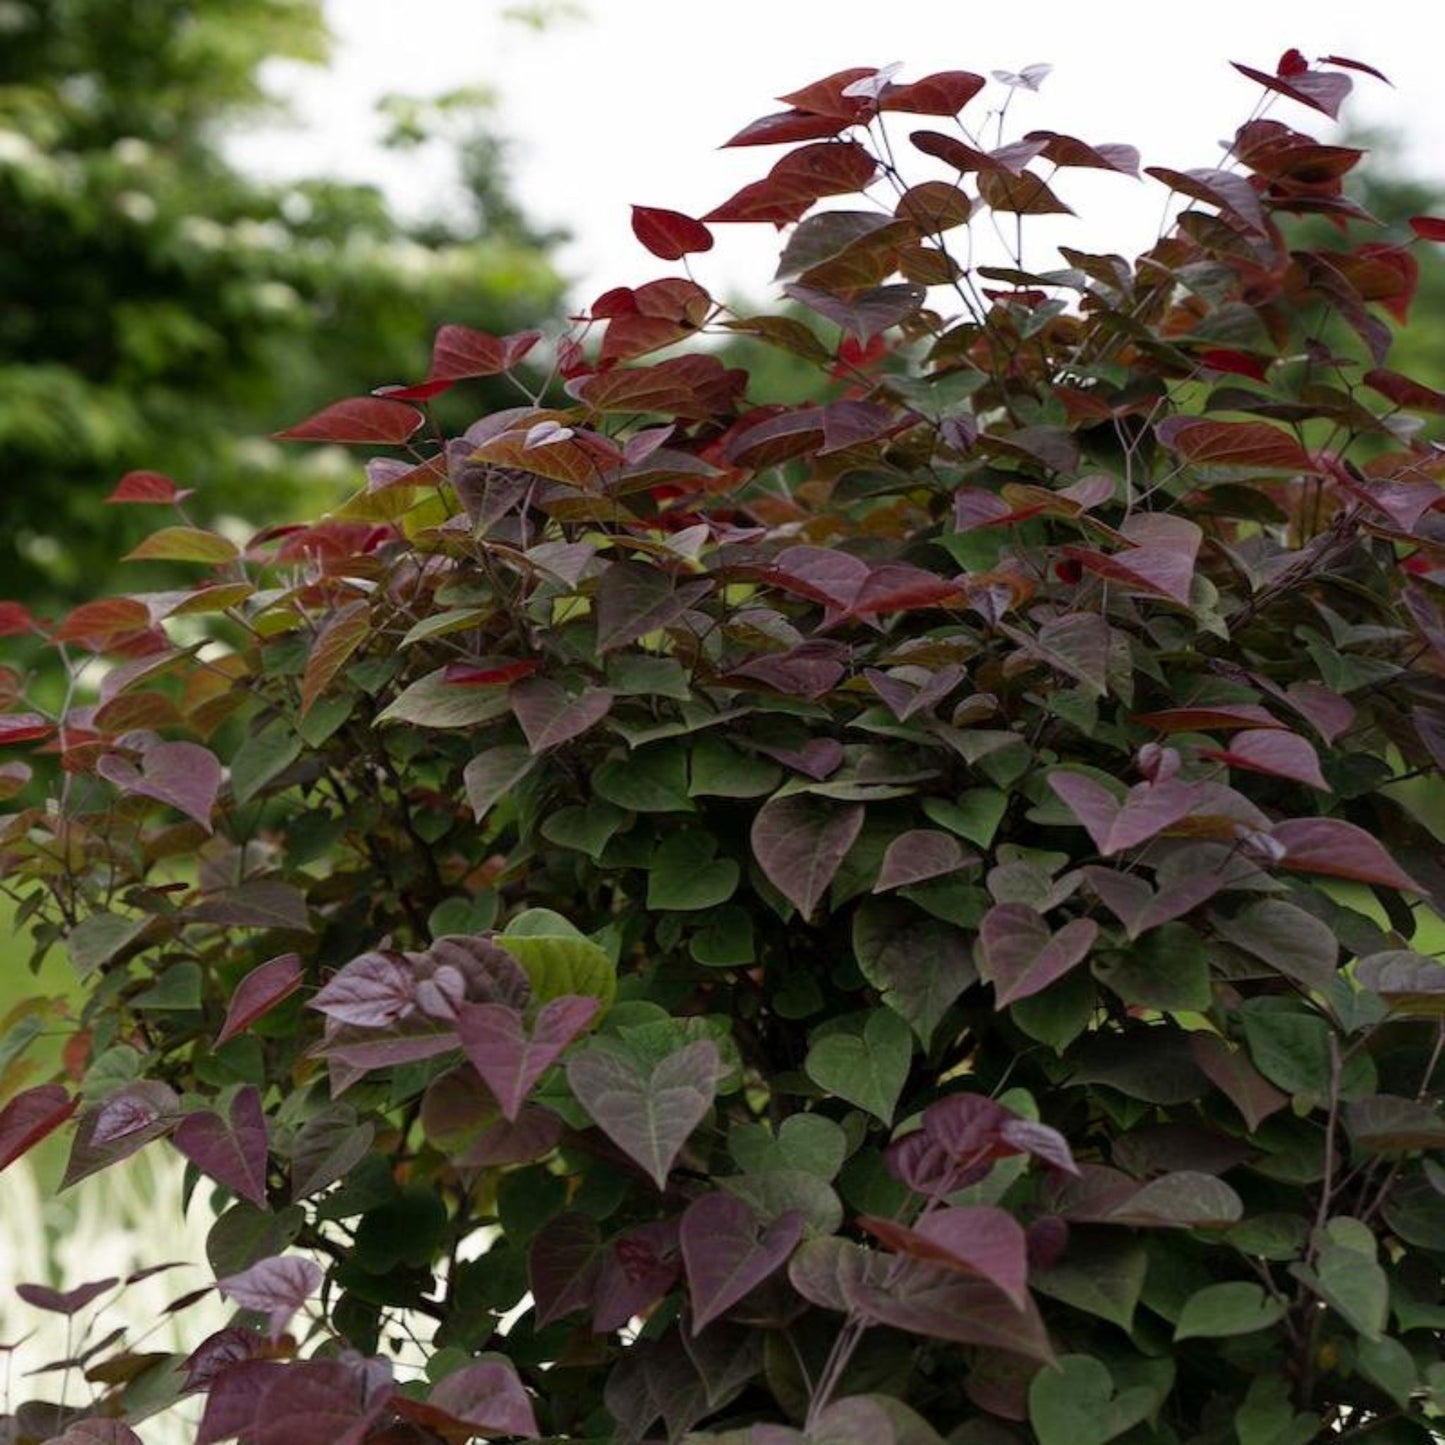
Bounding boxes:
[0,0,563,608]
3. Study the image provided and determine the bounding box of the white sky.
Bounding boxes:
[231,0,1444,308]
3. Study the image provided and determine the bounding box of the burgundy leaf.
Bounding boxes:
[15,1277,117,1316]
[680,1194,804,1332]
[722,110,853,148]
[529,1213,603,1328]
[216,953,302,1046]
[879,70,987,116]
[978,904,1098,1007]
[1187,1034,1289,1131]
[1409,216,1445,242]
[783,281,926,341]
[97,740,221,831]
[1270,818,1423,891]
[398,1358,539,1440]
[53,1420,143,1445]
[63,1081,180,1188]
[0,1083,78,1172]
[729,642,849,701]
[1156,416,1311,470]
[874,829,971,891]
[1231,61,1352,119]
[182,1326,263,1392]
[106,471,193,505]
[457,995,599,1121]
[509,678,615,753]
[1132,703,1282,733]
[593,1219,682,1333]
[1048,771,1203,855]
[0,712,54,744]
[197,1357,391,1445]
[172,1086,269,1208]
[217,1254,323,1339]
[631,205,714,260]
[274,397,424,445]
[594,560,712,652]
[861,1205,1028,1307]
[755,738,843,781]
[1201,728,1329,790]
[751,795,865,916]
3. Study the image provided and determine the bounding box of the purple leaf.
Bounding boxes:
[14,1277,117,1316]
[309,951,415,1027]
[197,1356,391,1445]
[457,995,600,1121]
[978,903,1098,1006]
[751,795,865,916]
[729,642,849,700]
[217,1254,323,1339]
[874,828,971,891]
[595,561,713,652]
[173,1086,269,1207]
[0,1083,78,1172]
[755,738,844,781]
[594,1219,682,1333]
[97,740,221,831]
[1048,771,1203,855]
[457,1106,563,1167]
[529,1213,603,1328]
[182,1325,263,1392]
[1201,728,1330,790]
[566,1040,723,1190]
[999,1118,1079,1174]
[680,1194,804,1332]
[52,1421,143,1445]
[426,1357,540,1438]
[1269,818,1423,892]
[63,1081,179,1188]
[861,1205,1029,1307]
[509,678,615,753]
[188,880,311,932]
[1085,865,1227,939]
[783,281,926,341]
[216,953,301,1046]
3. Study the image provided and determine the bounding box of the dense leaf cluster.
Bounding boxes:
[2,48,1445,1445]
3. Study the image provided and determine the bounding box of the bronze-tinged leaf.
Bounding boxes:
[299,600,369,719]
[1025,131,1141,176]
[273,397,424,445]
[775,68,878,122]
[427,324,541,382]
[895,180,972,231]
[1231,61,1352,120]
[1145,165,1268,234]
[879,70,987,117]
[106,471,194,505]
[978,170,1074,216]
[722,109,852,148]
[1156,416,1313,471]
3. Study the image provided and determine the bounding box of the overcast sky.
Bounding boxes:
[231,0,1443,306]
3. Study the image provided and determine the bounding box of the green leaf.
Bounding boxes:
[1093,924,1212,1013]
[689,736,782,798]
[1290,1240,1389,1340]
[1011,968,1096,1052]
[729,1114,847,1181]
[852,899,976,1044]
[499,912,617,1009]
[1241,1007,1375,1098]
[646,832,741,911]
[1234,1375,1318,1445]
[594,743,694,812]
[923,789,1008,848]
[1031,1231,1147,1330]
[804,1011,912,1124]
[1174,1281,1286,1340]
[541,798,629,861]
[689,905,755,967]
[721,1168,843,1236]
[66,912,149,979]
[1213,898,1339,991]
[1355,1335,1417,1409]
[463,745,537,823]
[377,667,514,728]
[1029,1355,1157,1445]
[606,654,693,699]
[132,961,202,1010]
[124,525,239,564]
[230,719,304,805]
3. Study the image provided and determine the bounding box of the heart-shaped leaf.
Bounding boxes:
[98,741,221,831]
[805,1010,911,1123]
[978,903,1098,1006]
[1029,1354,1158,1445]
[216,1254,323,1339]
[510,677,615,752]
[1048,771,1201,855]
[458,995,599,1121]
[861,1204,1029,1307]
[681,1193,804,1332]
[1175,1281,1287,1340]
[567,1039,722,1189]
[1269,818,1423,892]
[647,832,741,911]
[173,1086,270,1207]
[751,795,865,916]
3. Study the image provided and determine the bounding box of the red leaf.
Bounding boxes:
[631,205,714,260]
[0,712,54,745]
[1132,704,1282,733]
[1202,728,1330,790]
[1320,54,1391,84]
[861,1205,1028,1307]
[1277,48,1309,77]
[300,599,370,719]
[1270,818,1423,892]
[722,109,852,148]
[106,471,193,505]
[274,397,424,445]
[444,659,542,687]
[1197,348,1272,381]
[1409,216,1445,243]
[680,1194,804,1332]
[52,597,151,645]
[372,378,453,401]
[775,67,878,122]
[1156,417,1313,471]
[414,1359,539,1440]
[878,70,987,116]
[216,954,303,1046]
[1231,61,1352,120]
[0,1084,78,1171]
[1144,165,1267,234]
[428,324,542,381]
[0,601,38,637]
[1024,131,1140,176]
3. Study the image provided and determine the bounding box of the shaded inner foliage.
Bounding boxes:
[3,48,1445,1445]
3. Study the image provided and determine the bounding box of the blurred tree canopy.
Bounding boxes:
[0,0,565,606]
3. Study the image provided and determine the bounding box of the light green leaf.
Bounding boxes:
[1174,1281,1286,1340]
